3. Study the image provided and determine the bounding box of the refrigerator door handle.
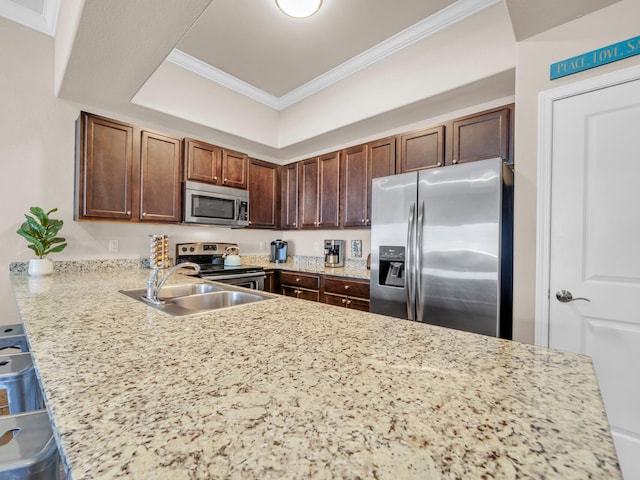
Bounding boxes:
[406,202,416,320]
[415,201,425,322]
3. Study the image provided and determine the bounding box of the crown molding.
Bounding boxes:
[0,0,59,35]
[168,0,501,110]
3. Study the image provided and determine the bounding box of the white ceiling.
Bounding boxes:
[0,0,622,160]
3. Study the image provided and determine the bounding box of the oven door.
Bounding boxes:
[203,271,265,291]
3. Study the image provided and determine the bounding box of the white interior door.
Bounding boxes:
[548,77,640,479]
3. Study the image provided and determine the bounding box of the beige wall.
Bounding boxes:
[512,0,640,343]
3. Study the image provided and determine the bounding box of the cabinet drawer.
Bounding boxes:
[281,285,320,302]
[324,293,370,312]
[324,277,370,299]
[280,272,320,290]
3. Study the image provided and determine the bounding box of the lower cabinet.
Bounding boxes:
[280,272,321,302]
[322,277,370,312]
[277,270,370,311]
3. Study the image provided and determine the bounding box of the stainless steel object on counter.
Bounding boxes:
[270,240,288,263]
[324,240,344,267]
[370,158,514,338]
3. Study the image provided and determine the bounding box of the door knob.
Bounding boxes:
[555,290,590,303]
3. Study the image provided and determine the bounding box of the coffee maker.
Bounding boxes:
[270,240,288,263]
[324,240,344,268]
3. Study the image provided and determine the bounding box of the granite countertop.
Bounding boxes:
[10,269,619,479]
[242,255,370,280]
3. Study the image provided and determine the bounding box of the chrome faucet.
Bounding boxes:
[145,262,201,304]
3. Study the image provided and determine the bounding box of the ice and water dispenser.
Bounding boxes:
[378,246,405,287]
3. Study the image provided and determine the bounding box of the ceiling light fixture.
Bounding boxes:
[275,0,322,18]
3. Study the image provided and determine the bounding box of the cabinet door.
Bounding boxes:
[317,151,340,228]
[221,149,248,189]
[139,131,182,223]
[184,138,221,184]
[398,126,444,173]
[451,106,511,165]
[341,145,369,228]
[369,136,396,179]
[299,158,320,229]
[76,112,134,220]
[282,163,299,229]
[248,158,279,229]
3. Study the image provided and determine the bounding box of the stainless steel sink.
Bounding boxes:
[119,283,275,317]
[173,291,269,312]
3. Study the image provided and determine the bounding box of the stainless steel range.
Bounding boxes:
[175,242,265,290]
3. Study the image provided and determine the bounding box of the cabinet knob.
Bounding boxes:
[295,278,300,282]
[142,212,146,217]
[341,298,347,304]
[293,222,297,226]
[344,285,350,290]
[437,161,442,167]
[126,211,131,215]
[346,300,352,305]
[452,159,458,164]
[223,178,228,184]
[361,219,365,223]
[213,176,218,182]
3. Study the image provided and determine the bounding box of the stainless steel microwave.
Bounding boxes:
[183,181,249,227]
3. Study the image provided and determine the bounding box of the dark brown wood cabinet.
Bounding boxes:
[322,277,370,312]
[264,270,279,294]
[281,162,299,229]
[139,131,182,223]
[340,144,369,228]
[221,148,249,189]
[280,271,321,301]
[398,126,445,173]
[248,158,279,229]
[299,152,340,229]
[76,112,182,224]
[451,106,512,165]
[76,113,135,220]
[369,136,396,179]
[184,138,248,189]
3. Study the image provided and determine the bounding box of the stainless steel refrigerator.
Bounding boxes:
[370,157,513,338]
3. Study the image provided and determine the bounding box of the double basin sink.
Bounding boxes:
[120,282,276,317]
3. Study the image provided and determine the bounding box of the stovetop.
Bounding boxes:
[175,242,264,277]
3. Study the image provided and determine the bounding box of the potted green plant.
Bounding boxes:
[17,207,67,276]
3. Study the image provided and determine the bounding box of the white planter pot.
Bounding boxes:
[28,258,54,276]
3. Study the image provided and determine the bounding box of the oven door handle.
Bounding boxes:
[202,272,265,281]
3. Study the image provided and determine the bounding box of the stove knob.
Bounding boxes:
[181,247,188,252]
[189,247,195,252]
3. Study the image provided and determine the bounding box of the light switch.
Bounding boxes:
[108,240,119,253]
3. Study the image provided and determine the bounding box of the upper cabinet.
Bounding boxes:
[341,144,369,228]
[450,105,513,165]
[76,113,134,220]
[75,112,182,224]
[299,152,340,229]
[139,131,182,223]
[221,148,249,189]
[369,136,396,180]
[398,126,444,173]
[248,158,279,229]
[75,104,512,229]
[281,162,299,230]
[184,138,248,189]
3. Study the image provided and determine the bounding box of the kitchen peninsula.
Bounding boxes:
[10,267,619,479]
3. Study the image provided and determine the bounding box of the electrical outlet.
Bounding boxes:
[313,242,319,251]
[108,240,119,253]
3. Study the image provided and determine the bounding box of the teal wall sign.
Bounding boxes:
[550,35,640,80]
